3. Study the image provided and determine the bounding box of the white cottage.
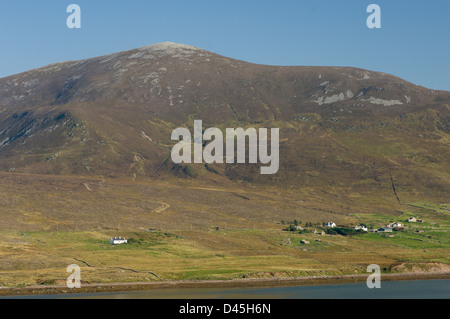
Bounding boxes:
[324,222,336,228]
[110,237,128,245]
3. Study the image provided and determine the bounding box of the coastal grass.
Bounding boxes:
[1,222,448,287]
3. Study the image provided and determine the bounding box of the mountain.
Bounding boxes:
[0,42,449,201]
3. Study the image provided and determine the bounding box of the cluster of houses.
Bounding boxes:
[376,222,403,233]
[361,216,424,236]
[324,221,368,232]
[287,216,425,245]
[321,216,423,235]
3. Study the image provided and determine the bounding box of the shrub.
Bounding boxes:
[183,165,197,178]
[329,227,367,236]
[284,225,297,232]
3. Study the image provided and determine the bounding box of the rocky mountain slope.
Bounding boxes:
[0,42,449,201]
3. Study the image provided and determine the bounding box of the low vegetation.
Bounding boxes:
[0,173,448,288]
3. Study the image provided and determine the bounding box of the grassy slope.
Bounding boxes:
[0,103,448,288]
[0,172,448,288]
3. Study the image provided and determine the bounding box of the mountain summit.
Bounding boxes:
[0,43,449,201]
[2,41,447,112]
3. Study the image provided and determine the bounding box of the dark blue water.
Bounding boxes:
[28,279,449,299]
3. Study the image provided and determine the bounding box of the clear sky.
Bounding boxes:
[0,0,449,90]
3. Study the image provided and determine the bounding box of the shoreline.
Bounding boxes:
[1,272,450,298]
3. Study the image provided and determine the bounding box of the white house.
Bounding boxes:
[354,225,368,232]
[110,237,128,245]
[388,222,403,228]
[324,222,336,228]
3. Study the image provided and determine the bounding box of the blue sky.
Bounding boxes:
[0,0,449,90]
